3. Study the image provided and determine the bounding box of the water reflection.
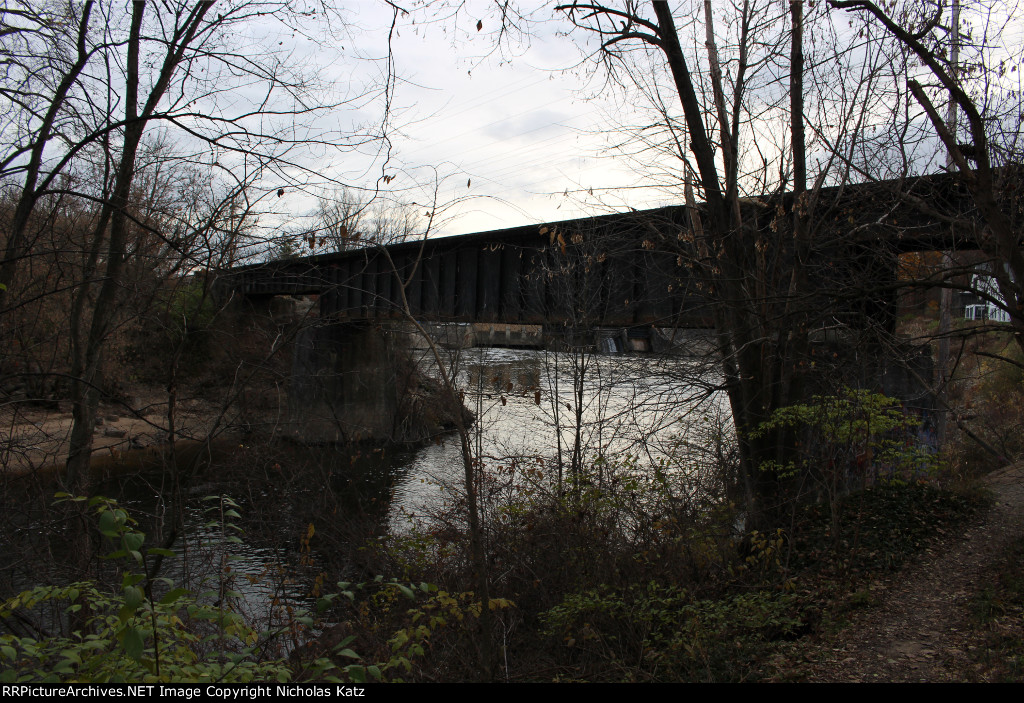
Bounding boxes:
[1,346,728,635]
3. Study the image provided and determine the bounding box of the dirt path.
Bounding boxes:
[780,463,1024,682]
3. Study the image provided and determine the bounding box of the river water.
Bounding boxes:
[390,346,730,527]
[19,346,729,634]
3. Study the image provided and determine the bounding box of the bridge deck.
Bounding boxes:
[222,172,990,328]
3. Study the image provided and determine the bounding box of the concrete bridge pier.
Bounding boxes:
[287,320,470,445]
[288,321,402,444]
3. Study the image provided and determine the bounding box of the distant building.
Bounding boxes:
[961,261,1013,323]
[963,303,1010,322]
[896,251,1016,325]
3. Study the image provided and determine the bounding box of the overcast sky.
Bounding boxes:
[261,1,1024,241]
[285,2,679,238]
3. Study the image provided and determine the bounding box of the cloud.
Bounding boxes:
[481,109,569,141]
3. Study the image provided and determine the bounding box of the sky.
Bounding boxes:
[276,2,681,238]
[253,0,1024,243]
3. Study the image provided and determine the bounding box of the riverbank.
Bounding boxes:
[0,355,472,481]
[4,341,1020,683]
[0,387,231,477]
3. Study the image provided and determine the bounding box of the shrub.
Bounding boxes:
[540,582,801,682]
[0,495,364,683]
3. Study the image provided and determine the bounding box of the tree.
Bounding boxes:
[819,0,1024,463]
[0,1,397,584]
[829,0,1024,357]
[0,1,97,304]
[297,187,419,254]
[551,0,917,522]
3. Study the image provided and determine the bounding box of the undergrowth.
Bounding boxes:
[969,536,1024,681]
[341,476,985,682]
[787,482,986,577]
[525,481,986,682]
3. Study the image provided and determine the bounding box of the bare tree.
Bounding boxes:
[0,2,397,587]
[830,0,1024,352]
[548,1,918,522]
[0,1,98,303]
[299,188,420,254]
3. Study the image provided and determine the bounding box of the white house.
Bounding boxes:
[963,262,1013,323]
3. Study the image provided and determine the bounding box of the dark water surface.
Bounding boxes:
[3,348,724,626]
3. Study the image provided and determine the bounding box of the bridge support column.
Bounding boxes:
[289,321,401,443]
[288,321,470,444]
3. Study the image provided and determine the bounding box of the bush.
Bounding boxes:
[540,582,801,682]
[0,495,363,683]
[753,388,940,491]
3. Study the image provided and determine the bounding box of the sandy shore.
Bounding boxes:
[0,391,232,475]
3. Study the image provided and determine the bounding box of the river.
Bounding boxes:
[1,345,730,636]
[390,346,730,527]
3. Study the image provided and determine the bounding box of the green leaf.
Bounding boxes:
[124,532,145,552]
[60,648,82,665]
[124,586,144,610]
[159,588,188,605]
[147,547,176,558]
[119,603,137,622]
[122,626,144,660]
[99,510,119,538]
[122,573,144,588]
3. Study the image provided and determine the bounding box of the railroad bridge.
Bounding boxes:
[223,171,979,331]
[226,204,708,330]
[219,172,984,442]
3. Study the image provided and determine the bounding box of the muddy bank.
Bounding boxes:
[0,389,233,476]
[2,368,472,484]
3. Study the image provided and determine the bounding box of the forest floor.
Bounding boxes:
[768,461,1024,682]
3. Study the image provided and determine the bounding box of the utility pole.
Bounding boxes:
[936,0,960,449]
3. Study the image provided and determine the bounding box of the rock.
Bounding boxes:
[103,428,127,438]
[95,416,104,426]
